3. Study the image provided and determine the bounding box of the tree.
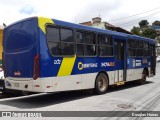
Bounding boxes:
[152,20,160,26]
[131,20,158,40]
[131,26,141,36]
[139,20,149,28]
[141,28,157,39]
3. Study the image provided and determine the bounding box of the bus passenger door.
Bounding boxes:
[114,39,126,84]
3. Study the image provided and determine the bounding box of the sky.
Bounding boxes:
[0,0,159,31]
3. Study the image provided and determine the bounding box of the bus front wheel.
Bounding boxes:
[94,73,109,95]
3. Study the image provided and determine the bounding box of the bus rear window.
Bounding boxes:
[4,19,37,52]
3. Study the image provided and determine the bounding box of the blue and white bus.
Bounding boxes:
[3,17,156,94]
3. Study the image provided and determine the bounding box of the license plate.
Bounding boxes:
[14,83,19,87]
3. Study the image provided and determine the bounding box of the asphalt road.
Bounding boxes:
[0,63,160,120]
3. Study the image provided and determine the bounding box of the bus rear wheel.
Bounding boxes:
[139,70,147,85]
[94,73,109,95]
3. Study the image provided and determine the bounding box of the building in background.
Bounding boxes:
[151,25,160,56]
[152,26,160,41]
[80,17,132,34]
[0,25,4,66]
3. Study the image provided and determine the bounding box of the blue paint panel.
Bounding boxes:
[38,18,154,77]
[71,57,115,75]
[127,57,151,69]
[3,17,155,79]
[39,29,62,77]
[115,60,124,70]
[3,17,39,78]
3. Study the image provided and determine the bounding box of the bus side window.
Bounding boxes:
[128,39,136,57]
[46,25,75,56]
[60,28,74,55]
[76,32,83,43]
[76,31,96,56]
[76,31,83,56]
[98,34,113,57]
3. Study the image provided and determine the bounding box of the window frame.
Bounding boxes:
[128,39,149,57]
[143,41,149,57]
[46,24,75,57]
[97,33,114,57]
[75,29,97,57]
[128,39,137,57]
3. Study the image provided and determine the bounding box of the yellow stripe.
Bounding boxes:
[38,17,76,76]
[38,17,54,34]
[58,56,76,76]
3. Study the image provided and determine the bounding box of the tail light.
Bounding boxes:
[33,54,40,80]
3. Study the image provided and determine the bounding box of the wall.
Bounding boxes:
[92,22,106,29]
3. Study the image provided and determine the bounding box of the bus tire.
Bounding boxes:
[94,73,109,95]
[140,70,147,85]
